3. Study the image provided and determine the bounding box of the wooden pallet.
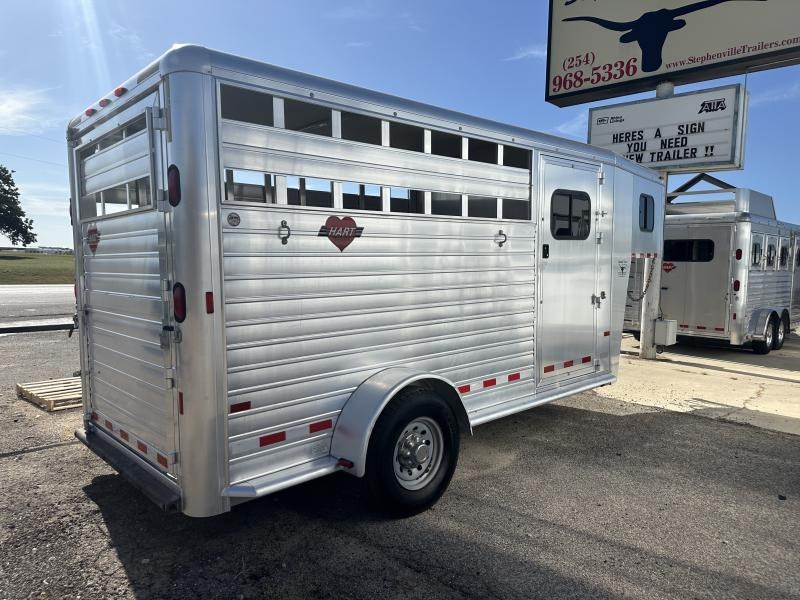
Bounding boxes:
[16,377,83,412]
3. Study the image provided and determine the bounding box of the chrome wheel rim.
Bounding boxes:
[393,417,443,491]
[765,325,773,347]
[777,321,785,345]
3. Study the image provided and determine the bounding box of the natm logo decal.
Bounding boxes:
[318,216,364,252]
[87,224,100,254]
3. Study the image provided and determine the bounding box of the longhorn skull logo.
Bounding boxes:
[563,0,767,72]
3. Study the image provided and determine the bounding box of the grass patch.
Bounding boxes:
[0,251,75,284]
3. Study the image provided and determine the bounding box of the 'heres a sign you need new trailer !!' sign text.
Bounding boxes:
[588,84,747,173]
[547,0,800,106]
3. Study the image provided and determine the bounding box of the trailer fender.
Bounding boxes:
[330,368,470,478]
[747,308,780,341]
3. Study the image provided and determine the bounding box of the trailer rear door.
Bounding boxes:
[538,157,602,383]
[662,226,732,333]
[74,99,178,475]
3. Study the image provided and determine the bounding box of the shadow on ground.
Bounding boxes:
[82,402,800,599]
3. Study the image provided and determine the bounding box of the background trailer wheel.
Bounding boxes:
[365,388,460,516]
[773,317,786,350]
[753,317,774,355]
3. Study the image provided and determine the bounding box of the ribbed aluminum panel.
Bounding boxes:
[83,130,150,195]
[81,210,175,468]
[222,206,535,484]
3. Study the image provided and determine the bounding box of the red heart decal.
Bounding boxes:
[87,224,100,255]
[663,262,676,273]
[323,216,360,252]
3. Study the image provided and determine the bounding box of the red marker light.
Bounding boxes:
[735,249,742,260]
[205,291,214,314]
[733,280,740,292]
[99,98,111,107]
[114,86,127,97]
[85,108,96,117]
[173,282,186,322]
[167,165,181,206]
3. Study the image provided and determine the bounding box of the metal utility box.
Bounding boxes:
[654,319,678,346]
[68,45,664,517]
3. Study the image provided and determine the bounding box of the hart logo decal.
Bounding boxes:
[87,224,100,254]
[663,262,676,273]
[318,216,363,252]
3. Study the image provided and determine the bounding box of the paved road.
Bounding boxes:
[0,285,74,324]
[1,332,798,599]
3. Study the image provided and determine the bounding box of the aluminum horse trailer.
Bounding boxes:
[625,186,800,353]
[69,45,663,517]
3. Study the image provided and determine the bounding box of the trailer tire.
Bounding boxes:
[365,387,459,516]
[773,316,786,350]
[752,317,774,355]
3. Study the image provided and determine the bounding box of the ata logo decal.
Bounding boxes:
[663,262,676,273]
[87,224,100,255]
[227,212,241,227]
[699,98,727,114]
[318,216,364,252]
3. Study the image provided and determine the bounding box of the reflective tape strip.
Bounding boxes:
[696,325,707,330]
[714,327,725,332]
[120,430,129,442]
[603,331,611,337]
[259,431,287,447]
[582,355,592,364]
[91,408,170,470]
[105,419,113,431]
[545,356,593,374]
[563,360,574,368]
[309,419,333,434]
[457,369,532,395]
[679,324,689,328]
[230,401,251,414]
[156,453,169,468]
[631,253,659,258]
[544,365,555,373]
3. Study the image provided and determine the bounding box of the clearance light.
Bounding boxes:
[735,249,743,260]
[168,165,181,206]
[99,98,111,107]
[114,86,127,97]
[733,280,740,292]
[173,282,187,322]
[85,108,96,117]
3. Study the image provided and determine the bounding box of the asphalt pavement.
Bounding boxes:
[0,285,74,324]
[1,331,798,599]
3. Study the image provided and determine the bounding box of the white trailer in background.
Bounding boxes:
[68,45,663,518]
[626,183,800,354]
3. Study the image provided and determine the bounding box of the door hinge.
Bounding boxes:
[165,367,176,388]
[596,230,604,244]
[160,325,182,349]
[597,171,605,185]
[150,108,167,131]
[156,189,169,212]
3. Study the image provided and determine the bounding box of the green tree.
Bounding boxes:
[0,164,36,246]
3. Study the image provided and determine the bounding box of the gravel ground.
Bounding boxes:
[0,332,798,599]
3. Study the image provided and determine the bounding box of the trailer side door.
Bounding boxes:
[537,157,602,383]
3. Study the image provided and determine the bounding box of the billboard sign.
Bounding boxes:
[547,0,800,106]
[588,84,747,173]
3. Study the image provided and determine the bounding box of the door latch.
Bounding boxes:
[494,230,507,247]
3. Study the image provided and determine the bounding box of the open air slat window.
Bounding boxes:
[502,198,530,221]
[287,177,333,207]
[220,85,274,127]
[343,182,382,211]
[390,122,424,152]
[431,130,462,159]
[431,192,462,216]
[390,188,424,214]
[284,99,332,137]
[468,196,497,219]
[341,111,382,145]
[468,138,498,164]
[225,169,276,203]
[503,145,531,169]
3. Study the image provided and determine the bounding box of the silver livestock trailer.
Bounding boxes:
[68,45,663,517]
[625,185,800,354]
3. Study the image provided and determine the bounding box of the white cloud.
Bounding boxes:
[107,22,154,63]
[750,82,800,107]
[554,111,588,140]
[0,85,66,135]
[18,181,71,217]
[505,44,548,61]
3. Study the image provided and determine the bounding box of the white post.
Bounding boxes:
[639,171,668,359]
[640,82,673,360]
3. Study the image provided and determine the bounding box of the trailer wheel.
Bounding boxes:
[365,388,459,516]
[753,317,774,355]
[773,317,786,350]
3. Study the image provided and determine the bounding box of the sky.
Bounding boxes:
[1,0,799,248]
